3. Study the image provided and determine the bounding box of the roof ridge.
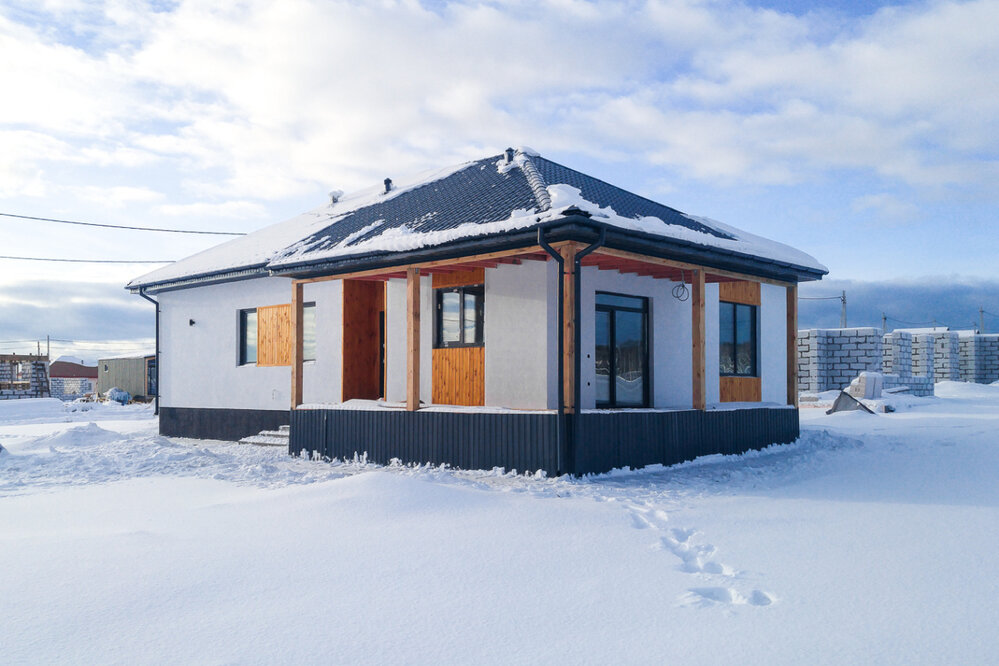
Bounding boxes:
[515,149,552,212]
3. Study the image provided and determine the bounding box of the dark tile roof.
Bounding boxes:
[274,152,731,264]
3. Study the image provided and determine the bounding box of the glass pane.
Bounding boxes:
[595,310,611,403]
[463,292,478,344]
[441,292,460,343]
[735,304,755,375]
[614,310,645,406]
[719,302,735,374]
[596,292,645,310]
[303,304,316,362]
[243,310,257,364]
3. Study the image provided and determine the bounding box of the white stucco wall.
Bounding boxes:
[301,279,343,404]
[383,276,433,404]
[760,283,788,404]
[705,283,720,405]
[158,276,293,410]
[579,268,695,410]
[484,261,551,409]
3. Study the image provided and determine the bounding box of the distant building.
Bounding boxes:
[97,355,157,400]
[0,355,50,400]
[49,358,98,400]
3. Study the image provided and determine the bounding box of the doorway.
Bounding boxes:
[342,279,385,401]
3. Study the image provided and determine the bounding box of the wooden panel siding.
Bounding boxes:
[719,280,761,306]
[432,267,484,289]
[343,279,385,401]
[257,305,292,366]
[432,347,485,406]
[720,376,762,402]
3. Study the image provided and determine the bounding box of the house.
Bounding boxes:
[96,354,157,401]
[128,148,826,475]
[49,356,98,400]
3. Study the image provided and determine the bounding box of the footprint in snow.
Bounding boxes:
[680,587,775,608]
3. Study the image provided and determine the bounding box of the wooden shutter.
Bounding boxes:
[257,304,292,366]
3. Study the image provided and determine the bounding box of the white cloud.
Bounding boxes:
[71,184,164,207]
[157,200,267,219]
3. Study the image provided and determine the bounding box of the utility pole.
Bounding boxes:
[980,307,985,334]
[36,340,40,356]
[46,335,50,359]
[840,290,847,328]
[882,313,887,334]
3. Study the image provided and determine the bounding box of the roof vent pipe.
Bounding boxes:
[504,147,515,164]
[384,178,392,194]
[329,190,342,205]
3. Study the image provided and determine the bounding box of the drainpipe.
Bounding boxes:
[137,288,159,416]
[537,228,566,474]
[538,224,605,475]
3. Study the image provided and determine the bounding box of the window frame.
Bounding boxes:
[594,291,650,409]
[238,308,258,366]
[718,300,758,377]
[434,285,484,348]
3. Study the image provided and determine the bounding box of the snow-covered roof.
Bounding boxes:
[129,149,826,290]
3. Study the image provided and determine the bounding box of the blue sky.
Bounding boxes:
[1,0,998,359]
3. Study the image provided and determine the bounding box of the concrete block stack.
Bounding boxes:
[959,333,999,384]
[797,327,883,393]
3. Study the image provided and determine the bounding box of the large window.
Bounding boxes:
[239,308,257,365]
[435,285,484,348]
[595,292,649,408]
[719,301,757,376]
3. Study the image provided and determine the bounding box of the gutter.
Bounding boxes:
[537,228,567,475]
[137,288,160,416]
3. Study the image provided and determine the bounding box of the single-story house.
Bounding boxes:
[128,148,826,475]
[49,357,98,400]
[96,354,157,400]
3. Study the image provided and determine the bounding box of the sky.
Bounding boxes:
[2,0,998,360]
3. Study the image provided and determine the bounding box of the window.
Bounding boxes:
[595,292,649,408]
[239,308,257,365]
[719,302,757,376]
[303,302,316,362]
[435,285,484,348]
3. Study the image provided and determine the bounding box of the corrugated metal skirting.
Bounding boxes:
[290,407,799,476]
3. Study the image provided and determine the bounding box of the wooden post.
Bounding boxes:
[406,267,421,411]
[691,269,706,410]
[560,243,580,413]
[291,281,304,409]
[787,284,798,407]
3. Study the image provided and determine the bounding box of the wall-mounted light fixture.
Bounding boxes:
[189,319,196,326]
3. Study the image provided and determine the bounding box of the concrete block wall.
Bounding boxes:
[0,360,50,400]
[959,334,999,384]
[882,332,913,377]
[934,332,961,381]
[51,377,95,401]
[912,334,935,379]
[797,327,882,393]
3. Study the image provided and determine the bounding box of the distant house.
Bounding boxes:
[97,355,156,400]
[128,148,826,475]
[49,358,98,400]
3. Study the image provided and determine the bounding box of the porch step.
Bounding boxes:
[239,425,290,447]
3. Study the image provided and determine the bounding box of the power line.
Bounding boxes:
[0,212,246,236]
[0,255,171,264]
[799,295,842,300]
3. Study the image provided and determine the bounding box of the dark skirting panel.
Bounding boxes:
[160,406,290,441]
[289,406,799,476]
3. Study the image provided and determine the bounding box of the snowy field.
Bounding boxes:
[2,385,998,665]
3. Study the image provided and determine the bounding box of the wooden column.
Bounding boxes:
[691,269,706,410]
[787,284,798,407]
[406,267,421,411]
[560,243,580,413]
[291,280,304,409]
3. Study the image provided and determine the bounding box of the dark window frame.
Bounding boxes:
[238,308,257,366]
[719,301,758,377]
[434,285,484,348]
[595,291,650,409]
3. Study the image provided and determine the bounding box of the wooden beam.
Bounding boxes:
[560,243,581,414]
[406,267,421,411]
[592,247,794,287]
[787,284,798,407]
[692,268,706,410]
[291,281,304,409]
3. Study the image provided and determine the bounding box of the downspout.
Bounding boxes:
[538,224,605,475]
[537,228,566,475]
[137,288,159,416]
[572,228,605,475]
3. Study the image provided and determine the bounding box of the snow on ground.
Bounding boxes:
[2,387,999,664]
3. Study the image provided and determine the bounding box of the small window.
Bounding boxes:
[435,286,483,348]
[239,308,258,365]
[719,301,757,376]
[303,302,316,362]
